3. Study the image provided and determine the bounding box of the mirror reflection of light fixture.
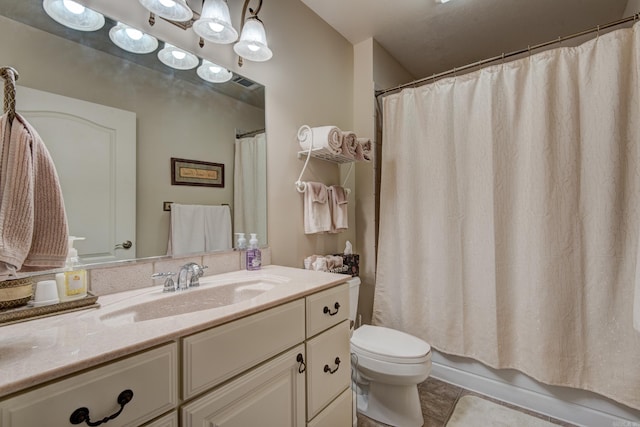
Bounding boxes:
[197,60,233,83]
[138,0,193,22]
[109,22,159,54]
[42,0,105,31]
[193,0,238,44]
[157,42,199,69]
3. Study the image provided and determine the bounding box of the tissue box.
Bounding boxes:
[332,253,359,276]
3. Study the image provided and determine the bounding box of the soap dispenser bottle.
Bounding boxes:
[245,233,261,271]
[55,236,88,301]
[235,233,247,250]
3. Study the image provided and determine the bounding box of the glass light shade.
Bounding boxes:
[157,43,199,70]
[138,0,193,22]
[233,17,272,62]
[109,23,158,54]
[197,60,233,83]
[193,0,238,44]
[42,0,105,31]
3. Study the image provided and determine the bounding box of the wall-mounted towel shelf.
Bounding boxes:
[296,148,355,164]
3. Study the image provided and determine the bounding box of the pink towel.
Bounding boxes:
[0,113,68,278]
[304,182,331,234]
[341,131,357,159]
[328,185,348,233]
[355,138,373,162]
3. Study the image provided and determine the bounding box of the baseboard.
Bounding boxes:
[430,351,640,427]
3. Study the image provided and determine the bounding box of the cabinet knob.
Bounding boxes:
[69,389,134,426]
[323,302,340,316]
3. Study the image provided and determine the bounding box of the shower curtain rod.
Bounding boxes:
[236,128,265,138]
[376,13,640,98]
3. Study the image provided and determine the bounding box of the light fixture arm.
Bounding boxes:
[237,0,263,67]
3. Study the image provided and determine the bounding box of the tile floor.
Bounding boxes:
[356,377,578,427]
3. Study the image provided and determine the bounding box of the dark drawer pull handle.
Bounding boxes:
[296,353,306,373]
[324,357,341,374]
[69,389,134,426]
[323,302,340,316]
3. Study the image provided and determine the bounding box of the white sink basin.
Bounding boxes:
[100,275,289,325]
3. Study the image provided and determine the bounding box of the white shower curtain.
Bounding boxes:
[234,133,267,245]
[374,23,640,410]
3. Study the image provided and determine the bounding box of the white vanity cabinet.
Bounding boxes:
[0,343,179,427]
[0,278,352,427]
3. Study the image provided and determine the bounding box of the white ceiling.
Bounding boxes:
[301,0,631,80]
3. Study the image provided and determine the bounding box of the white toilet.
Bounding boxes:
[348,277,432,427]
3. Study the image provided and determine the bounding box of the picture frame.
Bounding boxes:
[171,157,224,188]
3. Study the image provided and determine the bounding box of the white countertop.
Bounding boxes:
[0,266,348,398]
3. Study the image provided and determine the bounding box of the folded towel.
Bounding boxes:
[328,185,348,233]
[298,126,343,155]
[325,255,344,270]
[0,113,68,279]
[341,131,357,159]
[355,138,373,162]
[304,182,331,234]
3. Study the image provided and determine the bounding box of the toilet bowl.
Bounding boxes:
[348,277,432,427]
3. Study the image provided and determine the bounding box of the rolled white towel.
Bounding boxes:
[297,125,343,154]
[341,131,357,159]
[356,138,373,162]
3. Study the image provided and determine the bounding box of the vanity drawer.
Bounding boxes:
[306,283,349,337]
[306,320,351,420]
[0,343,178,427]
[182,299,305,399]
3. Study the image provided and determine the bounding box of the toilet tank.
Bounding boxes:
[347,276,361,323]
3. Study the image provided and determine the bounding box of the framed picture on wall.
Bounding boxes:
[171,157,224,188]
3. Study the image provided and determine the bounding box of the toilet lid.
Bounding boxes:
[351,325,431,364]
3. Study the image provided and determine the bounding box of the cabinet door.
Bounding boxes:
[181,345,306,427]
[306,321,351,420]
[307,388,352,427]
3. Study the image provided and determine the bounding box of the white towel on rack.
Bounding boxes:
[304,182,332,234]
[328,185,348,233]
[203,205,232,251]
[298,126,343,155]
[168,204,232,255]
[341,131,357,159]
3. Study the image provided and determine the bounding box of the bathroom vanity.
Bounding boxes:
[0,266,352,426]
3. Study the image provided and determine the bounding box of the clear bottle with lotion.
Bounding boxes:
[55,236,87,301]
[245,233,261,271]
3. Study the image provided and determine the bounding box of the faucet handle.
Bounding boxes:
[152,272,176,293]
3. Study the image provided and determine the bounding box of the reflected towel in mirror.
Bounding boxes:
[167,204,232,255]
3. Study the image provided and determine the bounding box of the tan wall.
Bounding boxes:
[625,0,640,15]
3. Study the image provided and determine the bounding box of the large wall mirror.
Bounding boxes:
[0,0,267,266]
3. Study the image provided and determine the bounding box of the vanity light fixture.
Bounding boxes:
[141,0,272,66]
[138,0,193,22]
[157,42,199,69]
[193,0,238,44]
[197,60,233,83]
[109,22,159,54]
[42,0,105,31]
[436,0,452,3]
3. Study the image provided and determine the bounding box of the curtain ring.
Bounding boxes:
[501,53,505,64]
[596,25,600,39]
[453,67,457,77]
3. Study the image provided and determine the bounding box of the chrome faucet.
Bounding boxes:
[176,262,207,291]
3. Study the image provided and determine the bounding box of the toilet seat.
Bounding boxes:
[351,325,431,364]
